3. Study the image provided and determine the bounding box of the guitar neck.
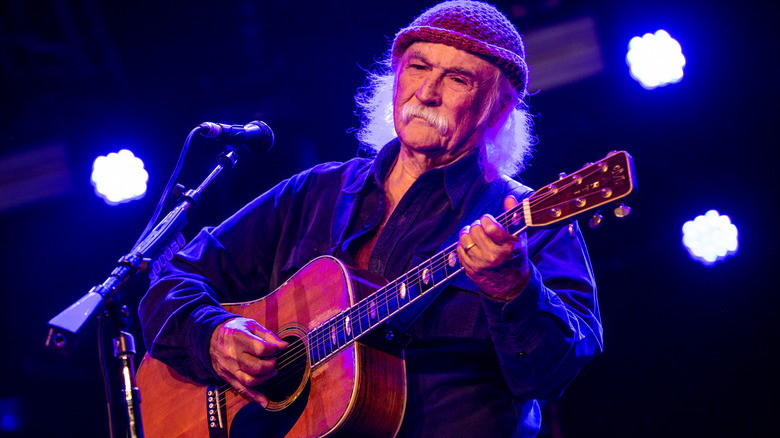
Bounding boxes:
[306,151,635,367]
[306,237,478,366]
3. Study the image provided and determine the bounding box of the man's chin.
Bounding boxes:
[398,135,442,151]
[399,127,446,147]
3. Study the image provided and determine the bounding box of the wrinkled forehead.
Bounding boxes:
[397,42,502,79]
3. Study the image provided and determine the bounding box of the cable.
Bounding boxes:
[131,126,201,250]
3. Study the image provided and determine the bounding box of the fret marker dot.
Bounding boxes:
[448,252,457,267]
[331,326,337,345]
[345,315,351,336]
[370,301,377,319]
[422,269,430,284]
[400,282,407,299]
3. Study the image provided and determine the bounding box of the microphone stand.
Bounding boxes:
[44,148,240,438]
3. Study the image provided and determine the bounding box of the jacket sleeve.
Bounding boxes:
[480,220,603,399]
[137,170,307,383]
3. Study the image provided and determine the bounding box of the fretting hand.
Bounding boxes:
[457,195,530,300]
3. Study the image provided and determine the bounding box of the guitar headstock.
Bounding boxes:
[523,151,636,227]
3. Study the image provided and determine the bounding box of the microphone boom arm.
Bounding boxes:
[44,146,240,438]
[44,148,238,355]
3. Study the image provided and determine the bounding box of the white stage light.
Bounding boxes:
[91,149,148,205]
[626,29,686,89]
[682,210,738,266]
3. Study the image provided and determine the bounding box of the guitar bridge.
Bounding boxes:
[206,386,228,438]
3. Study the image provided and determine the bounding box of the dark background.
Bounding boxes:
[1,0,777,436]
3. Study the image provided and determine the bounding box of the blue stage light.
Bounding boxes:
[682,210,738,266]
[626,29,686,89]
[90,149,148,206]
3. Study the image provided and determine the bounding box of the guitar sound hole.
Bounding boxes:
[258,334,309,406]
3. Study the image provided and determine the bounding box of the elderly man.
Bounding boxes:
[139,1,602,437]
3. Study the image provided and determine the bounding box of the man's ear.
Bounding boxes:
[488,93,512,127]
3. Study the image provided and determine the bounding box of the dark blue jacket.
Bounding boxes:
[139,140,602,437]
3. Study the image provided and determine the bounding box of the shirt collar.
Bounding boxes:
[342,139,401,194]
[342,138,486,208]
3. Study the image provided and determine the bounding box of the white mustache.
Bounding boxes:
[401,103,449,135]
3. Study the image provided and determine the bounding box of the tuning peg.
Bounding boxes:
[558,172,567,179]
[589,213,603,229]
[613,203,631,218]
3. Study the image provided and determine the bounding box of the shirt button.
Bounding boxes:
[516,351,528,358]
[363,223,371,230]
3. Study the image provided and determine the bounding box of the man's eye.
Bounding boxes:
[410,64,427,70]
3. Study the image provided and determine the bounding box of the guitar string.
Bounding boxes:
[236,159,611,380]
[215,159,617,402]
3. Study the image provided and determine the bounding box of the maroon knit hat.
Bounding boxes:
[391,0,529,95]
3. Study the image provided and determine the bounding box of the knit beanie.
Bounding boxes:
[391,0,528,95]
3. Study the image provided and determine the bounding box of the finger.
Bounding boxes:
[457,223,479,263]
[456,240,475,267]
[253,330,289,351]
[458,227,476,250]
[470,217,521,267]
[511,232,529,260]
[235,363,279,386]
[467,220,498,253]
[233,331,282,359]
[232,322,287,357]
[479,214,517,246]
[245,319,288,346]
[227,375,271,408]
[239,354,278,376]
[504,195,522,226]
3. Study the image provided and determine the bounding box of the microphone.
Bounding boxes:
[198,120,274,155]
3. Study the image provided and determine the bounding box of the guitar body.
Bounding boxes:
[137,256,407,438]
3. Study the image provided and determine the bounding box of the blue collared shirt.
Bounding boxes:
[140,139,602,437]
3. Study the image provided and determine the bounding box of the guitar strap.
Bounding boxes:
[384,175,518,342]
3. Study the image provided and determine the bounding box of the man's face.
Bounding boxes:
[393,42,500,160]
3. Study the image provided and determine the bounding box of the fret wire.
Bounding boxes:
[305,332,314,364]
[350,306,360,339]
[336,311,347,346]
[385,283,395,315]
[307,327,320,361]
[324,320,333,356]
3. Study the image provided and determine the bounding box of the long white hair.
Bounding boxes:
[354,56,535,181]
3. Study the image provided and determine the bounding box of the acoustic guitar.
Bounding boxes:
[136,151,636,437]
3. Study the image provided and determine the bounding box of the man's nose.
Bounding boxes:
[416,75,443,106]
